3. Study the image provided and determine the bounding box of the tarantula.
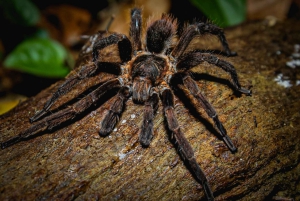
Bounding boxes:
[1,8,251,200]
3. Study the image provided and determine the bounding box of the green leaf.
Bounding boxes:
[0,0,40,26]
[190,0,246,27]
[4,38,70,78]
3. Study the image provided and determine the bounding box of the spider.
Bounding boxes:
[1,8,251,200]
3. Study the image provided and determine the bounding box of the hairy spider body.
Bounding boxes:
[1,8,251,201]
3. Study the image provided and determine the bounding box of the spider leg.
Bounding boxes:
[139,91,159,147]
[30,63,103,122]
[171,23,236,58]
[161,87,214,201]
[31,33,130,122]
[99,86,131,136]
[93,33,132,64]
[182,74,237,152]
[196,22,237,56]
[176,52,251,95]
[1,79,121,149]
[130,8,142,53]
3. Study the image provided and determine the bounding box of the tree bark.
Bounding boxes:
[0,19,299,200]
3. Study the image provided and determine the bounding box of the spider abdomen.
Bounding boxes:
[146,15,177,54]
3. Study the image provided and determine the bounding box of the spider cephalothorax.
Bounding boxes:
[1,8,251,201]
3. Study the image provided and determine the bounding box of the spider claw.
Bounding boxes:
[99,114,118,137]
[212,116,238,152]
[139,136,152,147]
[99,86,130,137]
[227,51,237,57]
[239,88,252,96]
[139,120,154,147]
[98,128,111,137]
[1,136,21,149]
[30,110,46,123]
[202,182,215,201]
[223,135,237,153]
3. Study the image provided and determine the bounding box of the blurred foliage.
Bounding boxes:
[0,94,27,115]
[4,38,69,77]
[0,100,19,115]
[0,0,40,26]
[190,0,246,27]
[0,0,71,78]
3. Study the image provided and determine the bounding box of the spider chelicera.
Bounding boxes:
[1,8,251,200]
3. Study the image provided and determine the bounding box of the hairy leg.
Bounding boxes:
[176,52,251,95]
[93,33,132,64]
[99,86,131,136]
[31,32,130,122]
[196,22,237,56]
[182,74,237,152]
[1,79,121,149]
[161,87,214,201]
[30,63,105,122]
[139,91,159,146]
[171,23,236,59]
